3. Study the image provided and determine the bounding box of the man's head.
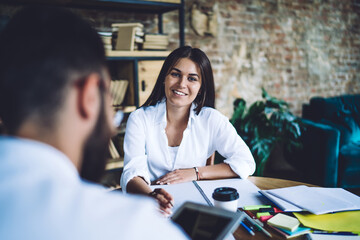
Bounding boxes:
[0,6,114,182]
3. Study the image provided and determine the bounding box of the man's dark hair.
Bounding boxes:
[0,6,106,134]
[142,46,215,114]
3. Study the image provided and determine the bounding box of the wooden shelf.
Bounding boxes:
[143,0,180,3]
[105,158,124,171]
[113,105,136,113]
[106,50,171,58]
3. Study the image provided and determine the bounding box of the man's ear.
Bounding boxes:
[77,73,101,120]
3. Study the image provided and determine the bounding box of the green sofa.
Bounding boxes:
[289,94,360,188]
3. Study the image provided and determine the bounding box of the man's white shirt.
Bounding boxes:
[0,136,187,240]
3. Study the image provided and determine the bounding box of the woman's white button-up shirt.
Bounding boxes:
[120,100,256,191]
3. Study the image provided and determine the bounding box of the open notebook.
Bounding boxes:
[259,185,360,215]
[150,178,270,213]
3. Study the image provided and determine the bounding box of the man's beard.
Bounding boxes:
[80,100,112,183]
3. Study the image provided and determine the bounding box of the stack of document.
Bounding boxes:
[259,185,360,215]
[266,213,311,238]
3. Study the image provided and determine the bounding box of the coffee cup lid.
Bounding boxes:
[212,187,239,201]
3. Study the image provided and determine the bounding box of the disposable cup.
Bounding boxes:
[212,187,239,212]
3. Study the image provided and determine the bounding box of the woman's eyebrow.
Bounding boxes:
[189,73,199,77]
[172,67,199,77]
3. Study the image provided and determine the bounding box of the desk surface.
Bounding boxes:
[233,176,317,240]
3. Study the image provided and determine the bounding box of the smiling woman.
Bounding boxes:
[120,46,256,216]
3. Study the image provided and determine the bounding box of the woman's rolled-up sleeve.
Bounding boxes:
[120,110,151,192]
[213,113,256,179]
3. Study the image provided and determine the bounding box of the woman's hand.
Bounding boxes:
[149,188,174,216]
[155,168,197,185]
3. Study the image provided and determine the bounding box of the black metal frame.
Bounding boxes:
[4,0,185,46]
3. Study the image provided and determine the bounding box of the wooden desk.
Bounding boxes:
[233,176,316,240]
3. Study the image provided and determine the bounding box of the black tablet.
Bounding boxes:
[171,202,244,240]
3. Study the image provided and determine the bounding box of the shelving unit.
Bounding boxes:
[2,0,185,179]
[4,0,185,107]
[5,0,185,47]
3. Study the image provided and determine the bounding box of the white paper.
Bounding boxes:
[308,233,360,240]
[150,181,208,213]
[259,190,303,212]
[150,178,270,213]
[196,178,270,207]
[264,185,360,215]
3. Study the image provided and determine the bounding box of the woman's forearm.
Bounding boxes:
[198,163,238,180]
[126,176,152,195]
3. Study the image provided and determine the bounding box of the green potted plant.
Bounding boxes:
[231,88,305,176]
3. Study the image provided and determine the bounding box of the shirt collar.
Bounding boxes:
[155,98,197,128]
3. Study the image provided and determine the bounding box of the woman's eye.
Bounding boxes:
[188,77,197,81]
[170,72,180,77]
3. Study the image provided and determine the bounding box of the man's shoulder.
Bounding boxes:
[0,177,187,240]
[65,184,188,239]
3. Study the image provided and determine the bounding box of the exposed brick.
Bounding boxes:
[1,1,358,118]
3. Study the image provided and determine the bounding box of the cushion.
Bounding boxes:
[312,94,360,145]
[308,97,342,121]
[331,102,360,144]
[339,141,360,188]
[339,141,360,168]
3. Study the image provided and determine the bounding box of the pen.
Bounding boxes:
[243,209,256,219]
[259,207,282,213]
[240,221,255,236]
[243,218,256,231]
[249,219,271,237]
[241,211,272,238]
[243,209,264,227]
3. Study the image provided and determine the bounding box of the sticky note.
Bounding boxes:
[256,212,271,218]
[267,213,300,232]
[243,205,272,210]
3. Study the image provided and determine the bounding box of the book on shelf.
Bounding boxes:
[111,23,144,51]
[105,157,124,171]
[142,43,168,50]
[110,80,128,106]
[108,139,120,159]
[113,105,136,113]
[98,31,113,51]
[142,33,169,50]
[144,33,169,41]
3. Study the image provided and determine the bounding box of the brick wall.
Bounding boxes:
[1,0,359,117]
[165,0,360,117]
